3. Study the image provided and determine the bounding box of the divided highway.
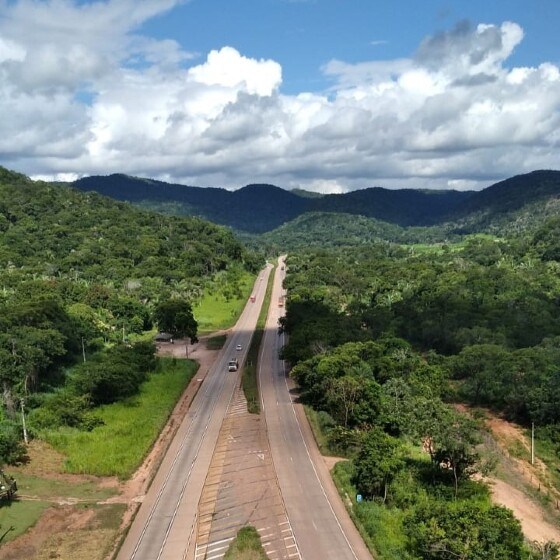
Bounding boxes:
[117,264,273,560]
[259,257,373,560]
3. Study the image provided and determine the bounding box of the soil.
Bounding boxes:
[323,456,346,471]
[472,408,560,544]
[0,334,224,560]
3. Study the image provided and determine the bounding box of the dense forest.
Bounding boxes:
[280,221,560,559]
[0,166,260,464]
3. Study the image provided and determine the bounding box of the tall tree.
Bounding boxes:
[154,299,198,342]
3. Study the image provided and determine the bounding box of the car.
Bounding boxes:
[236,344,242,351]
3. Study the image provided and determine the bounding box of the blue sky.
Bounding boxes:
[141,0,560,93]
[0,0,559,191]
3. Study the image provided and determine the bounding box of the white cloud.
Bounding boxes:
[0,3,559,192]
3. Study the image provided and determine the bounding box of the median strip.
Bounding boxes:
[242,264,276,414]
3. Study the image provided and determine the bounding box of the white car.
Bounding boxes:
[236,344,242,351]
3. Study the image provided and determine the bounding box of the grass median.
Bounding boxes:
[242,265,275,414]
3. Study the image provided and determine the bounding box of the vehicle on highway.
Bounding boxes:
[228,358,239,372]
[236,344,242,351]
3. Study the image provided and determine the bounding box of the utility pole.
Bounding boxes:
[531,422,535,465]
[81,337,86,363]
[20,399,28,445]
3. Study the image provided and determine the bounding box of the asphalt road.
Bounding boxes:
[259,257,373,560]
[116,264,273,560]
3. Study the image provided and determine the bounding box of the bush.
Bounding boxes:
[29,392,103,431]
[70,342,156,405]
[0,420,27,464]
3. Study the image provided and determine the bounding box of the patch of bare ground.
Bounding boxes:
[2,336,222,560]
[323,456,346,471]
[457,405,560,544]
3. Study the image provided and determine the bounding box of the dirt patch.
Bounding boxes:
[323,456,347,472]
[460,407,560,544]
[488,477,560,543]
[0,505,93,560]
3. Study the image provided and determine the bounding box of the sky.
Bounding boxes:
[0,0,559,192]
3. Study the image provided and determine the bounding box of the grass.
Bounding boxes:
[10,473,116,501]
[36,503,127,560]
[304,406,331,455]
[331,461,387,558]
[242,265,275,414]
[0,499,50,544]
[206,334,227,350]
[43,358,198,478]
[194,271,255,333]
[223,526,268,560]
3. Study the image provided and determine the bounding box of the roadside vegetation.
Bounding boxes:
[42,358,197,478]
[206,334,227,350]
[281,224,560,559]
[194,270,256,333]
[242,265,275,414]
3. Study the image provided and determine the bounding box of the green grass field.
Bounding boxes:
[194,272,256,333]
[43,358,198,479]
[0,499,50,545]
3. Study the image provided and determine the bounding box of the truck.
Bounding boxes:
[228,358,239,372]
[0,470,17,501]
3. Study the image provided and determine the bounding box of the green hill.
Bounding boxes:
[260,212,456,249]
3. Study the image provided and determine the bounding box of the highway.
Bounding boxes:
[116,264,273,560]
[259,257,373,560]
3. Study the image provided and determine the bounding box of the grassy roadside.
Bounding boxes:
[302,407,380,557]
[242,265,275,414]
[206,334,227,350]
[43,358,198,478]
[194,271,255,333]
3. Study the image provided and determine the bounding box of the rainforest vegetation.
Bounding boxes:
[280,222,560,559]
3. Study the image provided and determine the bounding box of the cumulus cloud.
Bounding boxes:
[0,2,559,192]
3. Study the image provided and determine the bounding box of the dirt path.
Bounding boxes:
[477,410,560,544]
[488,477,560,542]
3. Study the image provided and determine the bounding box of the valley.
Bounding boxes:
[1,166,560,560]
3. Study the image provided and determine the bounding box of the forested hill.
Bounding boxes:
[0,166,259,281]
[443,169,560,233]
[70,173,470,232]
[70,169,560,234]
[73,175,310,234]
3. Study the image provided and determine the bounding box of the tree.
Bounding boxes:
[405,502,527,560]
[153,299,198,342]
[353,427,404,502]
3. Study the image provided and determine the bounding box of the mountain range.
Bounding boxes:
[71,170,560,235]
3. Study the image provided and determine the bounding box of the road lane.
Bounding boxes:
[259,257,372,560]
[117,264,273,560]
